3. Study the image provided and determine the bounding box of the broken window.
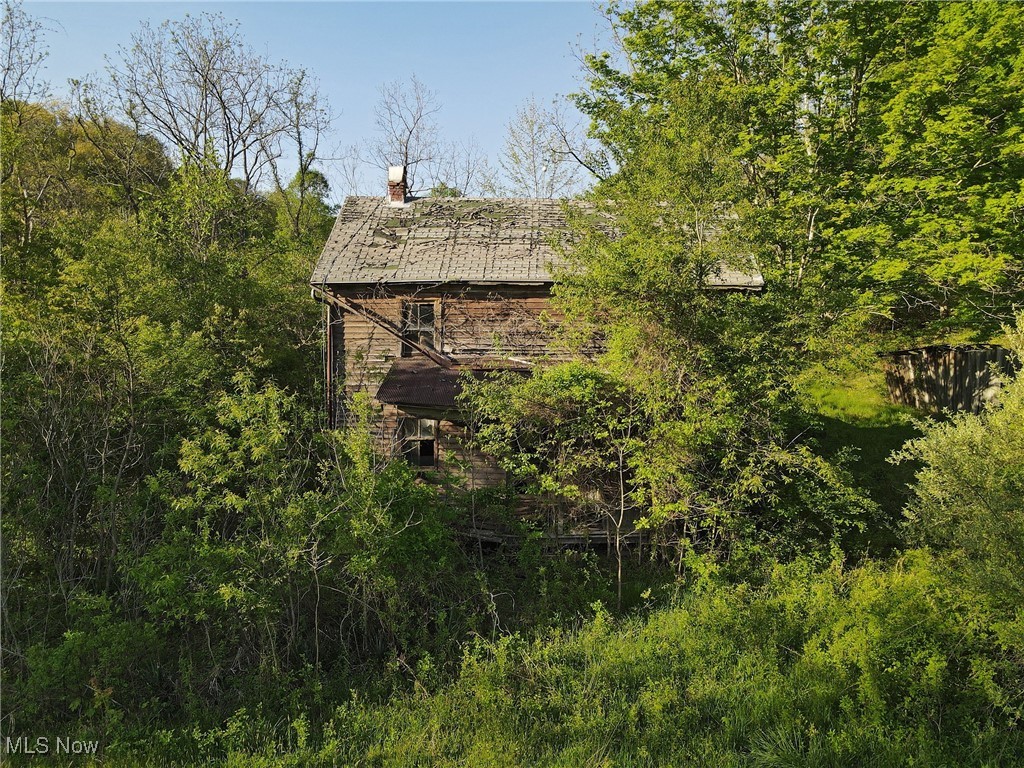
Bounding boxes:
[400,302,436,357]
[401,417,437,468]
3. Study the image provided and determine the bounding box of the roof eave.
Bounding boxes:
[311,279,556,289]
[312,279,763,291]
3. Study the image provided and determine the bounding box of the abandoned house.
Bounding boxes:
[310,166,764,487]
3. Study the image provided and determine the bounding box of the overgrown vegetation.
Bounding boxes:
[187,550,1024,767]
[2,0,1023,764]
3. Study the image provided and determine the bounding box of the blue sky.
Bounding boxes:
[26,1,608,202]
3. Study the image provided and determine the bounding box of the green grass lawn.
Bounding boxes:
[796,361,924,555]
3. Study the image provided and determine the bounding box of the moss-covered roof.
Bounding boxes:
[310,196,764,288]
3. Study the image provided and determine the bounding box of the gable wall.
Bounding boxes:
[324,283,558,487]
[328,284,561,400]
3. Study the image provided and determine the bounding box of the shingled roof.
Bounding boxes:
[310,196,764,289]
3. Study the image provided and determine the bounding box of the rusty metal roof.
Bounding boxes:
[376,358,464,410]
[311,196,764,289]
[375,357,531,411]
[881,343,1008,357]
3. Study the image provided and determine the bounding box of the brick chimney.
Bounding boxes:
[387,166,407,205]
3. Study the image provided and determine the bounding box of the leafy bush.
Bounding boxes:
[898,316,1024,607]
[10,384,482,737]
[311,555,1024,766]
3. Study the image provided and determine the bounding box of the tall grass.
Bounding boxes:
[85,553,1023,767]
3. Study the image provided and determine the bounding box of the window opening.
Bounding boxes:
[401,302,435,357]
[402,417,437,468]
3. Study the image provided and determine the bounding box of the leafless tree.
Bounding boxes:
[105,13,300,191]
[424,137,489,197]
[0,0,49,105]
[487,97,606,198]
[368,74,442,195]
[264,68,334,237]
[326,143,372,201]
[546,99,611,183]
[367,76,494,198]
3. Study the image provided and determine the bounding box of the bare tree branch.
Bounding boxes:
[104,13,317,191]
[69,77,173,217]
[263,68,334,236]
[0,0,50,105]
[368,74,442,195]
[487,97,598,198]
[424,137,489,197]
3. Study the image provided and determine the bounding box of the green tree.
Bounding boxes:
[429,181,463,198]
[267,167,334,246]
[840,1,1024,338]
[2,141,320,719]
[575,0,1024,344]
[128,385,472,712]
[540,84,875,564]
[898,315,1024,608]
[465,363,646,607]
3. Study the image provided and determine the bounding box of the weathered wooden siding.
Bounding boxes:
[322,284,556,484]
[330,286,557,401]
[374,405,505,488]
[438,419,507,488]
[341,298,402,395]
[883,345,1015,414]
[379,403,404,453]
[442,296,554,358]
[326,304,346,425]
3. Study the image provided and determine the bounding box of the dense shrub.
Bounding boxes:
[309,553,1021,767]
[85,554,1019,766]
[898,317,1024,609]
